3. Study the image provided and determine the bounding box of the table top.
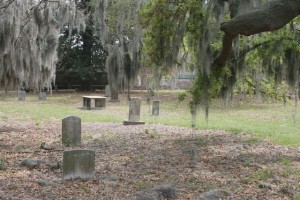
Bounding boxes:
[82,96,106,99]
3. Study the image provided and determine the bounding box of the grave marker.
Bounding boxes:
[152,100,160,116]
[105,85,111,97]
[123,97,145,125]
[63,150,95,180]
[62,116,81,146]
[39,92,46,101]
[18,91,26,101]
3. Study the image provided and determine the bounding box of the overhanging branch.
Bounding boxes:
[215,0,300,65]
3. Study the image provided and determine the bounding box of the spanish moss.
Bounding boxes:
[95,0,146,100]
[0,0,86,91]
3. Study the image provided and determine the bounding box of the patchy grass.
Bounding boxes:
[295,193,300,200]
[0,91,300,146]
[278,156,293,166]
[241,137,261,145]
[255,169,274,181]
[0,157,6,170]
[0,90,300,199]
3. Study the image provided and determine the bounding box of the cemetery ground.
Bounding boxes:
[0,91,300,199]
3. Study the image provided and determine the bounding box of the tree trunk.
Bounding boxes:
[127,78,131,100]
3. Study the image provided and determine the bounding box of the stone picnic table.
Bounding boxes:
[82,96,106,110]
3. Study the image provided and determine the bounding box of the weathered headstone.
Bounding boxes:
[39,92,46,101]
[152,100,160,116]
[123,97,145,125]
[129,97,141,121]
[62,116,81,146]
[63,150,95,180]
[18,91,26,101]
[105,85,111,97]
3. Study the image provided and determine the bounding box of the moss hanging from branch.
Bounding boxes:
[0,0,86,91]
[95,0,146,99]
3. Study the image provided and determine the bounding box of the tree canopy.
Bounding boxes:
[139,0,300,123]
[56,8,107,91]
[0,0,300,118]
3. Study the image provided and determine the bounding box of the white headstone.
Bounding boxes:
[135,75,141,87]
[105,85,111,97]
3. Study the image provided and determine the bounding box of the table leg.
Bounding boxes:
[83,98,91,109]
[95,99,106,109]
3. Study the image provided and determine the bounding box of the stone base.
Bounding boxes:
[123,120,145,125]
[109,99,120,102]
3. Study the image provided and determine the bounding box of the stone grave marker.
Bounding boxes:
[18,91,26,101]
[63,150,95,180]
[123,97,145,125]
[62,116,81,146]
[105,85,111,97]
[39,92,46,101]
[152,100,160,116]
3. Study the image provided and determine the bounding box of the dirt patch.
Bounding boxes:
[0,121,299,199]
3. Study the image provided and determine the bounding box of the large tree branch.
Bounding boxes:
[215,0,300,65]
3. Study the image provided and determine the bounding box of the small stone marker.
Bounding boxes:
[123,97,145,125]
[39,92,46,101]
[63,150,95,180]
[152,100,160,116]
[62,116,81,146]
[137,184,176,200]
[18,90,26,101]
[105,85,111,97]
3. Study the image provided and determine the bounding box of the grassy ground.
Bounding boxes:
[1,90,300,199]
[0,90,299,146]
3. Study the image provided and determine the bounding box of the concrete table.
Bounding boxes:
[82,96,106,110]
